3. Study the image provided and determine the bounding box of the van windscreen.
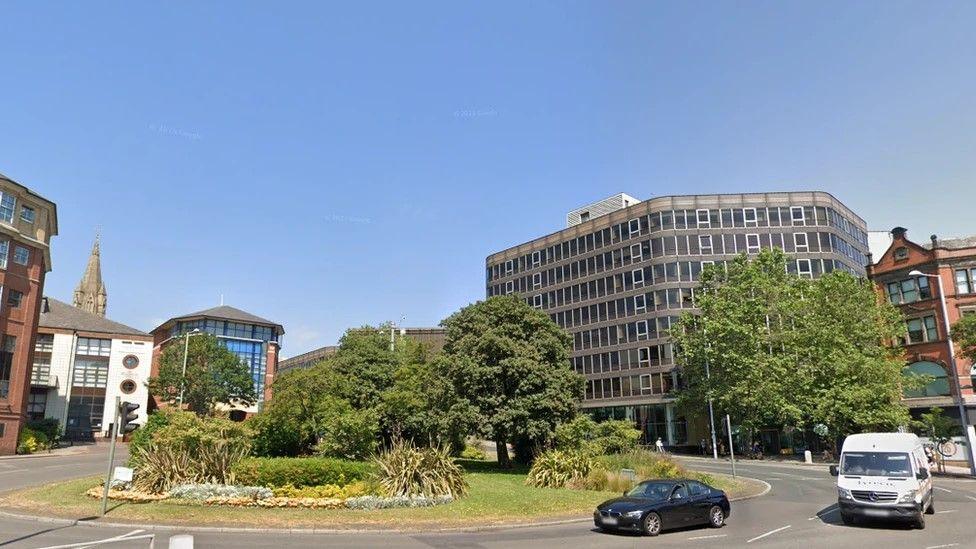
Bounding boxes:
[841,452,912,477]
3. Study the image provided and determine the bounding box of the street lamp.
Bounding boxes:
[908,270,976,476]
[177,328,204,407]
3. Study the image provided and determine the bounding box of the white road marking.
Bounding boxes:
[924,544,959,549]
[934,486,953,493]
[966,495,976,502]
[38,529,147,549]
[687,534,727,540]
[747,525,791,543]
[0,468,28,475]
[935,510,957,514]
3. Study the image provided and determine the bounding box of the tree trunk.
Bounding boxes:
[496,439,510,467]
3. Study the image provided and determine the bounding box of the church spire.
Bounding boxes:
[74,234,107,317]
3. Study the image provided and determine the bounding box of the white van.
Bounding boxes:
[829,433,933,528]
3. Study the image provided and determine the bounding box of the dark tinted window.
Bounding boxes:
[671,484,689,500]
[688,481,709,496]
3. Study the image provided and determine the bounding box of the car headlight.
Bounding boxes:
[625,510,644,518]
[838,487,853,500]
[898,490,917,504]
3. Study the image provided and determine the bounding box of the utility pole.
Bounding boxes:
[726,414,737,478]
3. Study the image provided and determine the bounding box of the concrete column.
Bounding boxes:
[665,403,675,445]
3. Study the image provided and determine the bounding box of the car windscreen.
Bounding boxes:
[626,482,674,499]
[841,451,912,477]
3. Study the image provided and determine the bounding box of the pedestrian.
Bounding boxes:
[700,438,707,456]
[655,437,664,453]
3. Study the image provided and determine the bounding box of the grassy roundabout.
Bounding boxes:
[0,461,766,530]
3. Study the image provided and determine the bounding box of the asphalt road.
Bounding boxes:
[2,449,976,548]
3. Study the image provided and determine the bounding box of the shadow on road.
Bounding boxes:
[592,523,725,538]
[0,524,76,547]
[815,503,914,530]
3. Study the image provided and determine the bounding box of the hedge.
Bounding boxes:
[231,457,376,488]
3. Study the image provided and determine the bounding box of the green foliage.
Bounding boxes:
[271,481,373,499]
[231,456,376,488]
[128,410,253,492]
[953,313,976,366]
[673,249,910,440]
[574,450,690,492]
[17,426,49,454]
[460,444,487,460]
[374,438,469,498]
[313,408,380,460]
[525,450,594,488]
[441,295,585,465]
[128,410,175,467]
[554,416,641,455]
[914,407,959,445]
[147,333,256,416]
[26,418,61,443]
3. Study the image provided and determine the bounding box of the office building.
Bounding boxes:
[0,172,57,455]
[30,297,152,440]
[150,305,284,416]
[486,192,869,448]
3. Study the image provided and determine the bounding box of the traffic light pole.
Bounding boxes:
[100,396,121,516]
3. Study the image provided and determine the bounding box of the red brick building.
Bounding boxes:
[867,227,976,435]
[0,173,57,455]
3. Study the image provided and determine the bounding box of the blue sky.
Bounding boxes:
[1,1,974,356]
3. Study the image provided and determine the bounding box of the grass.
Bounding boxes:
[0,460,765,529]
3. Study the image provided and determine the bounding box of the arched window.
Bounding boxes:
[904,361,950,398]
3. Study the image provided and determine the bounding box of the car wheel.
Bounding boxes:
[841,512,856,526]
[925,496,935,515]
[643,512,662,536]
[915,513,926,530]
[708,505,725,528]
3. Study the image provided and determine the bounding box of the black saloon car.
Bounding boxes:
[594,479,731,536]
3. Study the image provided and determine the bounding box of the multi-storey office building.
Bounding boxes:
[150,305,284,417]
[0,173,57,455]
[486,192,869,448]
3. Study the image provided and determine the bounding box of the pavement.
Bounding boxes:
[2,448,976,548]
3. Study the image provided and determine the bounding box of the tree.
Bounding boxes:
[148,334,255,416]
[952,313,976,370]
[914,407,959,473]
[673,249,911,448]
[440,295,585,466]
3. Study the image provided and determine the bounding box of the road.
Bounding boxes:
[2,449,976,548]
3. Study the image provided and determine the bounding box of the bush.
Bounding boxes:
[314,409,379,460]
[344,494,453,510]
[554,416,641,455]
[16,427,43,454]
[248,412,304,458]
[128,410,176,467]
[374,439,468,498]
[460,444,487,460]
[169,483,273,501]
[26,418,61,444]
[596,449,685,480]
[232,457,375,488]
[272,481,372,499]
[129,411,253,492]
[594,420,641,454]
[525,450,594,488]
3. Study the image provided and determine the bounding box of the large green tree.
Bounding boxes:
[148,334,256,416]
[440,295,584,466]
[673,249,910,445]
[953,313,976,368]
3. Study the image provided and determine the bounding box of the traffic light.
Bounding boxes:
[119,401,140,435]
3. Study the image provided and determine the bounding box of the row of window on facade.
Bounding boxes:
[0,191,37,225]
[571,316,681,352]
[0,240,32,270]
[584,371,679,401]
[886,269,976,306]
[173,319,278,342]
[488,234,864,297]
[488,206,867,281]
[589,404,689,445]
[571,344,675,375]
[492,257,843,311]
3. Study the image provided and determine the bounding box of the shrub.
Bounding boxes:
[232,457,375,488]
[554,416,641,455]
[374,439,468,498]
[128,410,175,467]
[572,468,637,493]
[272,481,372,499]
[27,418,61,444]
[594,420,641,454]
[554,416,598,453]
[132,442,199,493]
[16,427,41,454]
[596,449,685,480]
[344,494,453,510]
[169,483,273,501]
[314,409,379,460]
[460,444,487,461]
[525,450,594,488]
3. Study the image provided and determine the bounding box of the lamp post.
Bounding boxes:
[909,270,976,477]
[177,328,203,408]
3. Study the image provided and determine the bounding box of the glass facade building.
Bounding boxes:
[486,192,870,447]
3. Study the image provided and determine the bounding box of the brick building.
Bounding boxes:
[0,173,57,455]
[867,227,976,437]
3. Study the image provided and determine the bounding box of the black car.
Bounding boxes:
[594,479,731,536]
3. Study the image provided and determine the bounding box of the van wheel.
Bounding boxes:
[841,512,856,526]
[925,497,935,515]
[915,514,926,530]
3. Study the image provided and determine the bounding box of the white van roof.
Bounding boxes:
[842,433,920,453]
